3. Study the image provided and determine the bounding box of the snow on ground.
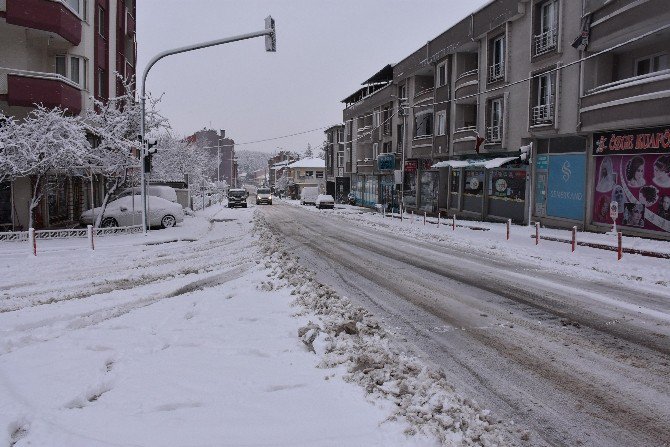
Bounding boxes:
[0,205,438,447]
[281,198,670,291]
[3,199,667,446]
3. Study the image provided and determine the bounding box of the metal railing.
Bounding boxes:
[531,100,554,125]
[0,67,82,93]
[0,225,143,242]
[533,27,558,56]
[488,63,505,82]
[486,125,502,142]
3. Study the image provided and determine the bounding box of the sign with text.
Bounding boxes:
[546,154,586,221]
[593,126,670,156]
[377,153,395,171]
[404,160,418,173]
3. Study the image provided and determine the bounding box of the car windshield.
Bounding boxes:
[229,190,246,197]
[258,189,271,194]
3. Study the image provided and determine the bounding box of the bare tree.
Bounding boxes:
[85,76,169,226]
[0,106,91,228]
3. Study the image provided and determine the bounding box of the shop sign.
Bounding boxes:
[377,153,395,171]
[546,154,585,221]
[536,154,549,171]
[593,153,670,233]
[594,126,670,156]
[404,160,418,173]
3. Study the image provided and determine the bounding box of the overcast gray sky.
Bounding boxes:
[137,0,490,154]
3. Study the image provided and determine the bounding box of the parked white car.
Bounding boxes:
[80,195,184,228]
[315,194,335,209]
[114,185,178,203]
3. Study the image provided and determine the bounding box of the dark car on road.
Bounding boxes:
[227,188,248,208]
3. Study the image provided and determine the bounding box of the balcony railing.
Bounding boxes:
[5,0,82,45]
[533,27,558,57]
[486,125,502,142]
[488,63,505,82]
[531,99,554,126]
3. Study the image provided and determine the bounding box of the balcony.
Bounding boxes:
[454,69,478,102]
[533,28,558,57]
[5,0,82,46]
[452,126,478,154]
[0,69,82,115]
[486,125,502,142]
[531,100,554,126]
[488,63,504,83]
[414,87,434,104]
[580,70,670,131]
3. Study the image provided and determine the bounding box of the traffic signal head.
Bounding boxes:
[265,16,276,52]
[146,137,158,154]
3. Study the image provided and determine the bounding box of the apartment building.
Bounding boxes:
[187,129,236,186]
[0,0,137,229]
[324,124,349,199]
[342,64,396,208]
[340,0,669,238]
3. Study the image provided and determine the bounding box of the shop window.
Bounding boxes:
[488,169,526,201]
[464,170,485,196]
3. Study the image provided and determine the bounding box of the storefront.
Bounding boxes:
[403,160,418,208]
[352,174,378,208]
[591,126,670,236]
[487,167,526,222]
[418,159,438,213]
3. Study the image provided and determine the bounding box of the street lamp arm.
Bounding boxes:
[141,28,274,98]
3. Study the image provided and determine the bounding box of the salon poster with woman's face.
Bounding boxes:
[593,154,670,232]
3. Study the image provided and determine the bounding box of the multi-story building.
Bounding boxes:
[0,0,137,230]
[342,64,396,208]
[187,129,236,187]
[324,124,349,200]
[339,0,670,239]
[285,158,325,198]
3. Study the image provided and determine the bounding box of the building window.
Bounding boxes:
[534,0,558,56]
[435,111,446,136]
[65,0,80,14]
[487,98,503,142]
[382,108,391,135]
[414,110,433,138]
[372,110,380,129]
[337,128,344,142]
[399,84,407,100]
[97,68,106,97]
[337,152,344,168]
[531,72,554,126]
[98,6,105,37]
[373,143,379,159]
[635,53,669,76]
[305,170,313,177]
[315,171,324,179]
[70,57,80,85]
[489,35,505,82]
[55,55,67,77]
[436,62,447,88]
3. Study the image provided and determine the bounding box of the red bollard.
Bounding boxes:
[572,226,577,252]
[617,232,623,260]
[535,222,540,245]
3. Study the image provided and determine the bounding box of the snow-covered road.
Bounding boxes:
[261,200,670,447]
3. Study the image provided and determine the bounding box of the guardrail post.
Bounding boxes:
[87,225,95,250]
[572,226,577,252]
[535,222,540,245]
[29,227,36,256]
[617,232,623,260]
[507,219,511,240]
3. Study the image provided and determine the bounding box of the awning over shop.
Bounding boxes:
[432,157,519,169]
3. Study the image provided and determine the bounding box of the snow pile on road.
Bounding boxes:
[254,213,525,446]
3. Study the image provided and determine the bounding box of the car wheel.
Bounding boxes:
[101,217,118,228]
[243,204,248,208]
[161,215,176,228]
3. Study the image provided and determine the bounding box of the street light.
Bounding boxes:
[139,16,276,234]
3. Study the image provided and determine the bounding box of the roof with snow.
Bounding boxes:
[286,158,325,169]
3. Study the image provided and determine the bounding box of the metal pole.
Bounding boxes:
[217,143,221,183]
[139,25,275,234]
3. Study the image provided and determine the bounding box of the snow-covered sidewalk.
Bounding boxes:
[1,205,476,447]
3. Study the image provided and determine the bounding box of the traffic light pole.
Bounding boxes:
[139,18,276,234]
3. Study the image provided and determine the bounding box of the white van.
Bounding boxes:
[300,187,319,205]
[116,185,178,203]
